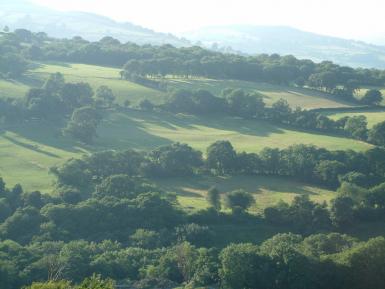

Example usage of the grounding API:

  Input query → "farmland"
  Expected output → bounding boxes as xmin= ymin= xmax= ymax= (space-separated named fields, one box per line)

xmin=0 ymin=109 xmax=371 ymax=192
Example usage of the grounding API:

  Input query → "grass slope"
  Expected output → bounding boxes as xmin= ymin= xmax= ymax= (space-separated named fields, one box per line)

xmin=1 ymin=62 xmax=359 ymax=110
xmin=0 ymin=62 xmax=166 ymax=105
xmin=327 ymin=109 xmax=385 ymax=128
xmin=153 ymin=174 xmax=335 ymax=213
xmin=0 ymin=110 xmax=371 ymax=192
xmin=98 ymin=110 xmax=372 ymax=153
xmin=166 ymin=78 xmax=356 ymax=109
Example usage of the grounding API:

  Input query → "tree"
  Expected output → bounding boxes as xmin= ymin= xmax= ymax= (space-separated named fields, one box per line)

xmin=225 ymin=190 xmax=254 ymax=213
xmin=206 ymin=187 xmax=221 ymax=211
xmin=43 ymin=73 xmax=65 ymax=95
xmin=361 ymin=89 xmax=383 ymax=105
xmin=77 ymin=274 xmax=115 ymax=289
xmin=368 ymin=120 xmax=385 ymax=146
xmin=206 ymin=141 xmax=237 ymax=174
xmin=60 ymin=83 xmax=94 ymax=112
xmin=139 ymin=99 xmax=154 ymax=111
xmin=94 ymin=174 xmax=137 ymax=199
xmin=63 ymin=106 xmax=102 ymax=144
xmin=315 ymin=160 xmax=347 ymax=188
xmin=334 ymin=237 xmax=385 ymax=289
xmin=330 ymin=196 xmax=355 ymax=227
xmin=219 ymin=243 xmax=273 ymax=289
xmin=96 ymin=86 xmax=115 ymax=108
xmin=224 ymin=89 xmax=265 ymax=118
xmin=344 ymin=115 xmax=368 ymax=140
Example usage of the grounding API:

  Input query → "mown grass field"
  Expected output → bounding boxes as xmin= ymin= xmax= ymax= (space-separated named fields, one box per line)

xmin=165 ymin=78 xmax=356 ymax=109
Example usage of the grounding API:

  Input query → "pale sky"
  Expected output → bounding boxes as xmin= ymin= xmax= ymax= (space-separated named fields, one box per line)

xmin=30 ymin=0 xmax=385 ymax=43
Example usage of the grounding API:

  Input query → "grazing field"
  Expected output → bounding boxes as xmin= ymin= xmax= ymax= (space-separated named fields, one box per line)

xmin=153 ymin=175 xmax=335 ymax=213
xmin=99 ymin=110 xmax=372 ymax=153
xmin=0 ymin=62 xmax=166 ymax=104
xmin=165 ymin=78 xmax=356 ymax=109
xmin=326 ymin=109 xmax=385 ymax=127
xmin=0 ymin=110 xmax=371 ymax=192
xmin=0 ymin=62 xmax=360 ymax=110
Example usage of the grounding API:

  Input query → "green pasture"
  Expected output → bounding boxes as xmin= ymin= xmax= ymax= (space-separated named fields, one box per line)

xmin=0 ymin=62 xmax=166 ymax=105
xmin=165 ymin=78 xmax=356 ymax=109
xmin=0 ymin=109 xmax=371 ymax=192
xmin=153 ymin=174 xmax=335 ymax=213
xmin=327 ymin=109 xmax=385 ymax=127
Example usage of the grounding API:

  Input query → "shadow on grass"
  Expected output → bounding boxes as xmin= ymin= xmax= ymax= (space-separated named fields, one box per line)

xmin=120 ymin=110 xmax=284 ymax=138
xmin=2 ymin=134 xmax=61 ymax=158
xmin=152 ymin=174 xmax=320 ymax=197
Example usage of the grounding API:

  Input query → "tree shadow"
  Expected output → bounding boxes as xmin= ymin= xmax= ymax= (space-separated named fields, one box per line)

xmin=1 ymin=134 xmax=61 ymax=158
xmin=122 ymin=110 xmax=284 ymax=138
xmin=152 ymin=174 xmax=321 ymax=198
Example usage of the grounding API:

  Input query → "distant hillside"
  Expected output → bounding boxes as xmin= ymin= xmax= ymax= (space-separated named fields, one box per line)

xmin=3 ymin=1 xmax=385 ymax=69
xmin=183 ymin=25 xmax=385 ymax=69
xmin=0 ymin=0 xmax=190 ymax=46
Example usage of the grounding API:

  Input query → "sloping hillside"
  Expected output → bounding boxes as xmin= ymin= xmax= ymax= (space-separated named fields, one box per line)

xmin=0 ymin=0 xmax=190 ymax=46
xmin=184 ymin=25 xmax=385 ymax=68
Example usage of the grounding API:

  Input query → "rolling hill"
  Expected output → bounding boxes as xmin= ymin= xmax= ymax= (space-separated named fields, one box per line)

xmin=2 ymin=1 xmax=385 ymax=69
xmin=183 ymin=25 xmax=385 ymax=68
xmin=0 ymin=0 xmax=190 ymax=46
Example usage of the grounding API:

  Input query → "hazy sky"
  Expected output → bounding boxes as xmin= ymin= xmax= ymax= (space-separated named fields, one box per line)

xmin=30 ymin=0 xmax=385 ymax=42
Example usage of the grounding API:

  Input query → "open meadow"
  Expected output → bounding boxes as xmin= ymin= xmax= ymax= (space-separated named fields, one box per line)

xmin=0 ymin=109 xmax=371 ymax=192
xmin=165 ymin=78 xmax=357 ymax=109
xmin=326 ymin=108 xmax=385 ymax=127
xmin=0 ymin=62 xmax=166 ymax=105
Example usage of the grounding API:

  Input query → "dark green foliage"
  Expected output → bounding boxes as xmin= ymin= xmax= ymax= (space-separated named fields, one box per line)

xmin=224 ymin=190 xmax=254 ymax=213
xmin=315 ymin=160 xmax=347 ymax=188
xmin=361 ymin=89 xmax=383 ymax=105
xmin=95 ymin=86 xmax=115 ymax=108
xmin=344 ymin=115 xmax=368 ymax=140
xmin=330 ymin=196 xmax=355 ymax=227
xmin=206 ymin=187 xmax=221 ymax=211
xmin=219 ymin=243 xmax=273 ymax=289
xmin=368 ymin=120 xmax=385 ymax=146
xmin=138 ymin=99 xmax=155 ymax=111
xmin=264 ymin=195 xmax=331 ymax=233
xmin=63 ymin=106 xmax=102 ymax=144
xmin=206 ymin=141 xmax=237 ymax=174
xmin=142 ymin=143 xmax=203 ymax=177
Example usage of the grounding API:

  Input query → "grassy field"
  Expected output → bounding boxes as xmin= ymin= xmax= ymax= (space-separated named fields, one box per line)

xmin=165 ymin=78 xmax=356 ymax=109
xmin=0 ymin=109 xmax=371 ymax=192
xmin=0 ymin=62 xmax=373 ymax=210
xmin=0 ymin=62 xmax=166 ymax=105
xmin=326 ymin=109 xmax=385 ymax=128
xmin=0 ymin=62 xmax=359 ymax=110
xmin=98 ymin=110 xmax=372 ymax=153
xmin=153 ymin=174 xmax=335 ymax=213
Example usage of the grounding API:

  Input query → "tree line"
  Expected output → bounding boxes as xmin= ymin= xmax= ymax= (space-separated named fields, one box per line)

xmin=2 ymin=29 xmax=385 ymax=102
